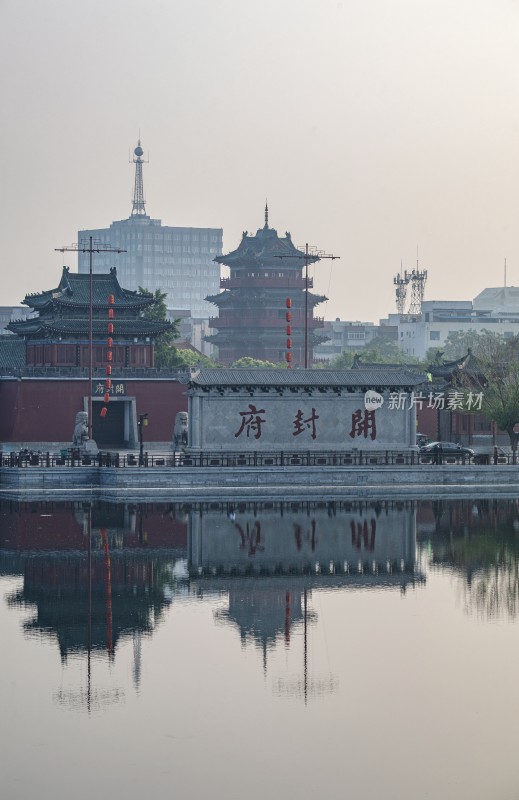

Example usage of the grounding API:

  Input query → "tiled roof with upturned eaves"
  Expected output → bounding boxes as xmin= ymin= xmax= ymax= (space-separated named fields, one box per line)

xmin=22 ymin=267 xmax=153 ymax=311
xmin=190 ymin=367 xmax=426 ymax=389
xmin=8 ymin=317 xmax=170 ymax=338
xmin=215 ymin=224 xmax=320 ymax=270
xmin=0 ymin=337 xmax=26 ymax=369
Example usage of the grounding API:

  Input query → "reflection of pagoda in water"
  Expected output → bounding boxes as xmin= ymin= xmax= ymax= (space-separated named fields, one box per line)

xmin=189 ymin=500 xmax=423 ymax=660
xmin=7 ymin=554 xmax=174 ymax=659
xmin=0 ymin=500 xmax=188 ymax=664
xmin=215 ymin=585 xmax=308 ymax=648
xmin=0 ymin=498 xmax=426 ymax=706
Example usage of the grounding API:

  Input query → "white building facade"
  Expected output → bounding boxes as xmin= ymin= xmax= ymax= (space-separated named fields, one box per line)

xmin=313 ymin=319 xmax=398 ymax=361
xmin=78 ymin=141 xmax=223 ymax=321
xmin=392 ymin=288 xmax=519 ymax=360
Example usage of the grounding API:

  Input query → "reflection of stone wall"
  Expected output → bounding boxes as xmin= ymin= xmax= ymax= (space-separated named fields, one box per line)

xmin=189 ymin=390 xmax=415 ymax=452
xmin=189 ymin=504 xmax=416 ymax=573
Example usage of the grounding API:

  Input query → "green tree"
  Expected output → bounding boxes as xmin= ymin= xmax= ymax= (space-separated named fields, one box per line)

xmin=363 ymin=336 xmax=422 ymax=364
xmin=329 ymin=336 xmax=421 ymax=369
xmin=480 ymin=361 xmax=519 ymax=456
xmin=328 ymin=350 xmax=354 ymax=369
xmin=455 ymin=333 xmax=519 ymax=457
xmin=173 ymin=349 xmax=218 ymax=368
xmin=139 ymin=287 xmax=180 ymax=368
xmin=437 ymin=329 xmax=508 ymax=361
xmin=230 ymin=356 xmax=284 ymax=368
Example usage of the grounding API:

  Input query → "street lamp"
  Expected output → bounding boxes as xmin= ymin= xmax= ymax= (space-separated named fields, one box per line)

xmin=137 ymin=413 xmax=149 ymax=466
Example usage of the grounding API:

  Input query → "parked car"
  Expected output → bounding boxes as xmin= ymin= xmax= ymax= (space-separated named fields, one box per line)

xmin=419 ymin=441 xmax=474 ymax=461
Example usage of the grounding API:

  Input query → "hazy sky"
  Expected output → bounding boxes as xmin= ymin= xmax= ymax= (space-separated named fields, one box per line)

xmin=2 ymin=0 xmax=519 ymax=322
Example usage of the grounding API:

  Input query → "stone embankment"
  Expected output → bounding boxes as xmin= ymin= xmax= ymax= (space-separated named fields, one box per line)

xmin=1 ymin=463 xmax=518 ymax=501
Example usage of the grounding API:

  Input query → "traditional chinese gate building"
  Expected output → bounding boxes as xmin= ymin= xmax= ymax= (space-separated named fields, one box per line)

xmin=8 ymin=266 xmax=169 ymax=368
xmin=187 ymin=368 xmax=424 ymax=452
xmin=205 ymin=207 xmax=327 ymax=365
xmin=0 ymin=267 xmax=187 ymax=449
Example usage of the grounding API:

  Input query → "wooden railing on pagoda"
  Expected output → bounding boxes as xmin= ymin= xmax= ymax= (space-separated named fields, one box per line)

xmin=220 ymin=276 xmax=313 ymax=289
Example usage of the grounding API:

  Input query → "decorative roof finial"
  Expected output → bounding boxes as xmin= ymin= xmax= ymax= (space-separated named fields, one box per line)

xmin=264 ymin=200 xmax=269 ymax=229
xmin=131 ymin=138 xmax=147 ymax=216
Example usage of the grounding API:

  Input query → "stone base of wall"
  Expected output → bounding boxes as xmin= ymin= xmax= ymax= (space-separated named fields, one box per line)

xmin=1 ymin=464 xmax=518 ymax=500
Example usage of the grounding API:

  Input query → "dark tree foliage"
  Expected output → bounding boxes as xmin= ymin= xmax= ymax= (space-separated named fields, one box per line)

xmin=139 ymin=287 xmax=180 ymax=368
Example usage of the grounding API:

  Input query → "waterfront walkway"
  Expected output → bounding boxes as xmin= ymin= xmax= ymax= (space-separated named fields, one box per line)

xmin=0 ymin=448 xmax=517 ymax=500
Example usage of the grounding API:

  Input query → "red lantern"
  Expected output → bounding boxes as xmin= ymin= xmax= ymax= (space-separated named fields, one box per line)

xmin=286 ymin=352 xmax=292 ymax=362
xmin=107 ymin=350 xmax=112 ymax=362
xmin=286 ymin=311 xmax=292 ymax=322
xmin=100 ymin=407 xmax=108 ymax=418
xmin=108 ymin=323 xmax=114 ymax=334
xmin=108 ymin=308 xmax=114 ymax=319
xmin=104 ymin=393 xmax=110 ymax=403
xmin=286 ymin=338 xmax=292 ymax=349
xmin=286 ymin=298 xmax=292 ymax=308
xmin=286 ymin=324 xmax=291 ymax=335
xmin=105 ymin=379 xmax=112 ymax=390
xmin=108 ymin=294 xmax=115 ymax=305
xmin=106 ymin=365 xmax=112 ymax=376
xmin=107 ymin=337 xmax=113 ymax=348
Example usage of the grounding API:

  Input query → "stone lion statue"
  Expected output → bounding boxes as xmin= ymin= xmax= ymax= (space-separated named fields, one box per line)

xmin=173 ymin=411 xmax=188 ymax=451
xmin=72 ymin=411 xmax=89 ymax=448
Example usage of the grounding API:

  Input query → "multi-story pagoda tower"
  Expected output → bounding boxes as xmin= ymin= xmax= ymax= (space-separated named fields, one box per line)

xmin=206 ymin=206 xmax=327 ymax=365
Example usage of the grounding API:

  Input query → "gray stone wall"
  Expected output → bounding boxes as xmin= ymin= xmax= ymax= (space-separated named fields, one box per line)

xmin=188 ymin=389 xmax=415 ymax=452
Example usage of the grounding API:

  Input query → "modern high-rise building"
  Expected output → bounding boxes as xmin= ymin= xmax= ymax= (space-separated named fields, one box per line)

xmin=78 ymin=140 xmax=223 ymax=319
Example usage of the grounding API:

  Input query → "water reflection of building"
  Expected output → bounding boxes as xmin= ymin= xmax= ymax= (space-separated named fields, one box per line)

xmin=189 ymin=500 xmax=418 ymax=578
xmin=0 ymin=501 xmax=188 ymax=665
xmin=189 ymin=500 xmax=423 ymax=664
xmin=0 ymin=499 xmax=426 ymax=705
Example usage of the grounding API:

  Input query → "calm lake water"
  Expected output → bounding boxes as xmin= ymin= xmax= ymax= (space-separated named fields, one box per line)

xmin=1 ymin=496 xmax=519 ymax=800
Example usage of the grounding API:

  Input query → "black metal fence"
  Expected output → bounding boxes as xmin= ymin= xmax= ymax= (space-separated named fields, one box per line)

xmin=0 ymin=449 xmax=513 ymax=468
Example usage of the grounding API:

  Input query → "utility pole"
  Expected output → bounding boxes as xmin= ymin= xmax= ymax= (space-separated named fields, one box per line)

xmin=55 ymin=237 xmax=126 ymax=444
xmin=137 ymin=413 xmax=149 ymax=466
xmin=277 ymin=244 xmax=339 ymax=368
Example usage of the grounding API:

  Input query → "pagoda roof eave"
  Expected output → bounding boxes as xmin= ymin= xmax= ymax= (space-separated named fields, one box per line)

xmin=8 ymin=318 xmax=171 ymax=338
xmin=23 ymin=266 xmax=154 ymax=312
xmin=214 ymin=226 xmax=320 ymax=269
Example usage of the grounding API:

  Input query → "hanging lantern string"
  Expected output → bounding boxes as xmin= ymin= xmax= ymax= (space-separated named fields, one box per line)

xmin=285 ymin=297 xmax=292 ymax=369
xmin=100 ymin=294 xmax=115 ymax=417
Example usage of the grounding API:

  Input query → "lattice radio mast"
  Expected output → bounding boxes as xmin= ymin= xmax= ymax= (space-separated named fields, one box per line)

xmin=407 ymin=268 xmax=427 ymax=314
xmin=393 ymin=266 xmax=410 ymax=315
xmin=130 ymin=139 xmax=148 ymax=216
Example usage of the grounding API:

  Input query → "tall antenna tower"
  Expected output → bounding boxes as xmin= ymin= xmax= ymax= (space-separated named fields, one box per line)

xmin=393 ymin=269 xmax=410 ymax=315
xmin=131 ymin=139 xmax=147 ymax=216
xmin=407 ymin=268 xmax=427 ymax=314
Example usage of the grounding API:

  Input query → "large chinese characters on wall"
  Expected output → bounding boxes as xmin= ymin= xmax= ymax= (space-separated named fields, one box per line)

xmin=188 ymin=390 xmax=416 ymax=452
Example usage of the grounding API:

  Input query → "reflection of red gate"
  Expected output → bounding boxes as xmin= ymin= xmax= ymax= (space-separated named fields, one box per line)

xmin=92 ymin=400 xmax=125 ymax=447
